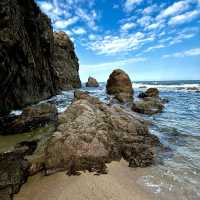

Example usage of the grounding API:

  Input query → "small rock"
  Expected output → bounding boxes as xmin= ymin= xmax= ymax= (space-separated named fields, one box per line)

xmin=86 ymin=77 xmax=99 ymax=87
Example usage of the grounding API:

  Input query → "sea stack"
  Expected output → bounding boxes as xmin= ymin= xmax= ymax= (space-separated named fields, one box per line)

xmin=106 ymin=69 xmax=133 ymax=103
xmin=86 ymin=77 xmax=99 ymax=87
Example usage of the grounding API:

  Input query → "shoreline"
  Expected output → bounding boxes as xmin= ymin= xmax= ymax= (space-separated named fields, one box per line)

xmin=14 ymin=160 xmax=154 ymax=200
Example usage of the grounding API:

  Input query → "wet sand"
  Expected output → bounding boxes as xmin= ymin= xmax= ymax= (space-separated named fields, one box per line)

xmin=14 ymin=160 xmax=154 ymax=200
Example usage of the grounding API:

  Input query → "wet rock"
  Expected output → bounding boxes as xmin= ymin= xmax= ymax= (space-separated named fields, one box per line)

xmin=106 ymin=69 xmax=133 ymax=103
xmin=29 ymin=91 xmax=160 ymax=176
xmin=86 ymin=77 xmax=99 ymax=87
xmin=132 ymin=98 xmax=164 ymax=115
xmin=0 ymin=1 xmax=81 ymax=115
xmin=138 ymin=88 xmax=159 ymax=98
xmin=53 ymin=32 xmax=81 ymax=90
xmin=134 ymin=88 xmax=165 ymax=115
xmin=0 ymin=151 xmax=30 ymax=200
xmin=186 ymin=87 xmax=199 ymax=91
xmin=0 ymin=103 xmax=58 ymax=135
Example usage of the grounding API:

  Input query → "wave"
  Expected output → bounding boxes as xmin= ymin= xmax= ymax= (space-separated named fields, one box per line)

xmin=133 ymin=82 xmax=200 ymax=91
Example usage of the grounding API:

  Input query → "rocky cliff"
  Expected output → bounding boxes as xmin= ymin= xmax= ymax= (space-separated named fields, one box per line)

xmin=53 ymin=32 xmax=81 ymax=90
xmin=0 ymin=0 xmax=81 ymax=115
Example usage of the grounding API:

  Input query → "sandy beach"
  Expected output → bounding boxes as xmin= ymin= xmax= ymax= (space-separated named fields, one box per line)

xmin=14 ymin=160 xmax=154 ymax=200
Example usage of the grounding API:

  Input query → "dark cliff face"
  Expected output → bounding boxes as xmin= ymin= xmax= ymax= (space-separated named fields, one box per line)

xmin=0 ymin=0 xmax=81 ymax=115
xmin=53 ymin=32 xmax=81 ymax=90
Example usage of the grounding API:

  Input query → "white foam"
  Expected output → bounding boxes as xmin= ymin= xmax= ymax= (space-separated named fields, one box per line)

xmin=133 ymin=82 xmax=200 ymax=91
xmin=10 ymin=110 xmax=22 ymax=116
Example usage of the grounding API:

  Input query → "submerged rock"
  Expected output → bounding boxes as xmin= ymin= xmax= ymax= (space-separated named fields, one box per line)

xmin=138 ymin=88 xmax=159 ymax=98
xmin=0 ymin=103 xmax=58 ymax=135
xmin=86 ymin=77 xmax=99 ymax=87
xmin=132 ymin=98 xmax=164 ymax=115
xmin=106 ymin=69 xmax=133 ymax=103
xmin=133 ymin=88 xmax=165 ymax=115
xmin=0 ymin=0 xmax=81 ymax=115
xmin=29 ymin=91 xmax=160 ymax=175
xmin=53 ymin=32 xmax=81 ymax=90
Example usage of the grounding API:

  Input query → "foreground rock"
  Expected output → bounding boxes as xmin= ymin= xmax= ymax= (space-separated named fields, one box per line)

xmin=29 ymin=91 xmax=160 ymax=176
xmin=106 ymin=69 xmax=133 ymax=103
xmin=86 ymin=77 xmax=99 ymax=87
xmin=53 ymin=32 xmax=81 ymax=90
xmin=0 ymin=103 xmax=57 ymax=135
xmin=0 ymin=125 xmax=56 ymax=200
xmin=0 ymin=0 xmax=81 ymax=115
xmin=133 ymin=88 xmax=165 ymax=115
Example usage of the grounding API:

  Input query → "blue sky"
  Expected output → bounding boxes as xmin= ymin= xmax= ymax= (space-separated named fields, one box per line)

xmin=36 ymin=0 xmax=200 ymax=82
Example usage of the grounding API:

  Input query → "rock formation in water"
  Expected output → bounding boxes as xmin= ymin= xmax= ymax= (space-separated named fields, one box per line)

xmin=86 ymin=77 xmax=99 ymax=87
xmin=0 ymin=0 xmax=81 ymax=116
xmin=106 ymin=69 xmax=133 ymax=103
xmin=133 ymin=88 xmax=165 ymax=115
xmin=138 ymin=88 xmax=159 ymax=98
xmin=28 ymin=91 xmax=160 ymax=176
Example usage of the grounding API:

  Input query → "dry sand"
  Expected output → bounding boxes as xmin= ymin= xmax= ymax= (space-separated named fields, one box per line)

xmin=14 ymin=160 xmax=154 ymax=200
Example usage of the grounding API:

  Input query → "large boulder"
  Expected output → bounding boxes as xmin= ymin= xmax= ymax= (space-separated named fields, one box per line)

xmin=0 ymin=1 xmax=81 ymax=115
xmin=106 ymin=69 xmax=133 ymax=103
xmin=29 ymin=91 xmax=160 ymax=176
xmin=0 ymin=103 xmax=58 ymax=135
xmin=53 ymin=32 xmax=81 ymax=90
xmin=86 ymin=77 xmax=99 ymax=87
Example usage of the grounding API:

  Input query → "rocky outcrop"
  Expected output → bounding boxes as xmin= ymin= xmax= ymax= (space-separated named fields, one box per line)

xmin=86 ymin=77 xmax=99 ymax=87
xmin=132 ymin=98 xmax=164 ymax=115
xmin=138 ymin=88 xmax=159 ymax=98
xmin=0 ymin=150 xmax=30 ymax=200
xmin=133 ymin=88 xmax=165 ymax=115
xmin=0 ymin=124 xmax=56 ymax=200
xmin=106 ymin=69 xmax=133 ymax=103
xmin=29 ymin=91 xmax=160 ymax=176
xmin=0 ymin=0 xmax=81 ymax=116
xmin=53 ymin=32 xmax=81 ymax=90
xmin=0 ymin=103 xmax=58 ymax=135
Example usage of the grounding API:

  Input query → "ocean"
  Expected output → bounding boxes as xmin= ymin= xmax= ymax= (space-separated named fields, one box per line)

xmin=4 ymin=80 xmax=200 ymax=200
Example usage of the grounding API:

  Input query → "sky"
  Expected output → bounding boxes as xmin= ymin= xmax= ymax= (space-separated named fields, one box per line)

xmin=36 ymin=0 xmax=200 ymax=82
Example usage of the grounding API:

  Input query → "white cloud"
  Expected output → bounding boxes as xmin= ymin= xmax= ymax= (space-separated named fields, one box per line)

xmin=80 ymin=57 xmax=146 ymax=73
xmin=124 ymin=0 xmax=143 ymax=12
xmin=143 ymin=4 xmax=158 ymax=15
xmin=168 ymin=9 xmax=200 ymax=25
xmin=88 ymin=34 xmax=96 ymax=40
xmin=72 ymin=27 xmax=87 ymax=35
xmin=144 ymin=44 xmax=166 ymax=52
xmin=137 ymin=16 xmax=152 ymax=27
xmin=146 ymin=22 xmax=162 ymax=30
xmin=157 ymin=1 xmax=190 ymax=19
xmin=39 ymin=2 xmax=53 ymax=12
xmin=86 ymin=31 xmax=155 ymax=55
xmin=54 ymin=17 xmax=79 ymax=29
xmin=121 ymin=22 xmax=136 ymax=31
xmin=163 ymin=48 xmax=200 ymax=58
xmin=75 ymin=8 xmax=98 ymax=30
